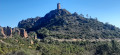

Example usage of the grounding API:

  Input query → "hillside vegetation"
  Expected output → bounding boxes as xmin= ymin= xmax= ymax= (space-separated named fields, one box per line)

xmin=0 ymin=36 xmax=120 ymax=55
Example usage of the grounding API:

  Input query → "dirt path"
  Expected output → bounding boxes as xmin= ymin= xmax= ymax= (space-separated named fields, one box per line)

xmin=52 ymin=38 xmax=120 ymax=42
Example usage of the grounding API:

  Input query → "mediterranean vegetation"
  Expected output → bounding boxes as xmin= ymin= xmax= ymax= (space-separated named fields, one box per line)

xmin=0 ymin=36 xmax=120 ymax=55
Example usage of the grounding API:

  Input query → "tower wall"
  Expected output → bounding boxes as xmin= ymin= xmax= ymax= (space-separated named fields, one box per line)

xmin=57 ymin=3 xmax=61 ymax=9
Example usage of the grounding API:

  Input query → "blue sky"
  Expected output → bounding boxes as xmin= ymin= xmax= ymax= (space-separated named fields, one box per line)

xmin=0 ymin=0 xmax=120 ymax=28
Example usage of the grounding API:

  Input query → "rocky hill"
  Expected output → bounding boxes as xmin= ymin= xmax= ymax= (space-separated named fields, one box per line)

xmin=18 ymin=9 xmax=120 ymax=39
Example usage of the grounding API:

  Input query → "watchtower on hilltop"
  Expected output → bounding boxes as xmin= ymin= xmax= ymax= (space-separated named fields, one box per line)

xmin=57 ymin=3 xmax=61 ymax=9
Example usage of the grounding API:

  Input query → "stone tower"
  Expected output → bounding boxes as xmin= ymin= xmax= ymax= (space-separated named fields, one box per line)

xmin=57 ymin=3 xmax=61 ymax=9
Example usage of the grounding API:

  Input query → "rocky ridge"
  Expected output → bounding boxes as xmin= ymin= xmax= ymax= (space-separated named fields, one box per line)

xmin=0 ymin=26 xmax=28 ymax=38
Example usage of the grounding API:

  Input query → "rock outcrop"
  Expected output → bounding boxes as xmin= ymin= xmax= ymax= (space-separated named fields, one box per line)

xmin=3 ymin=26 xmax=12 ymax=37
xmin=0 ymin=26 xmax=28 ymax=38
xmin=19 ymin=29 xmax=28 ymax=38
xmin=0 ymin=27 xmax=6 ymax=38
xmin=30 ymin=40 xmax=34 ymax=45
xmin=13 ymin=28 xmax=20 ymax=35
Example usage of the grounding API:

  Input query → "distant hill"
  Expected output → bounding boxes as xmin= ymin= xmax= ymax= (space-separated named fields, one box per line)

xmin=18 ymin=9 xmax=120 ymax=39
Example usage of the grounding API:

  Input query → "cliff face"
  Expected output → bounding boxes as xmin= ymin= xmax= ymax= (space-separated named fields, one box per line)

xmin=0 ymin=26 xmax=28 ymax=38
xmin=0 ymin=27 xmax=6 ymax=38
xmin=3 ymin=26 xmax=12 ymax=37
xmin=19 ymin=29 xmax=28 ymax=38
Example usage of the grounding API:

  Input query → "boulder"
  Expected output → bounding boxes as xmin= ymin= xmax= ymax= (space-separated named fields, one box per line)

xmin=30 ymin=40 xmax=34 ymax=45
xmin=34 ymin=35 xmax=37 ymax=39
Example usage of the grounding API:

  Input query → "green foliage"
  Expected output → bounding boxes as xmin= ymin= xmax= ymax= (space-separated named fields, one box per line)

xmin=0 ymin=36 xmax=120 ymax=55
xmin=28 ymin=31 xmax=37 ymax=39
xmin=18 ymin=17 xmax=40 ymax=31
xmin=95 ymin=40 xmax=120 ymax=55
xmin=37 ymin=28 xmax=50 ymax=38
xmin=7 ymin=50 xmax=28 ymax=55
